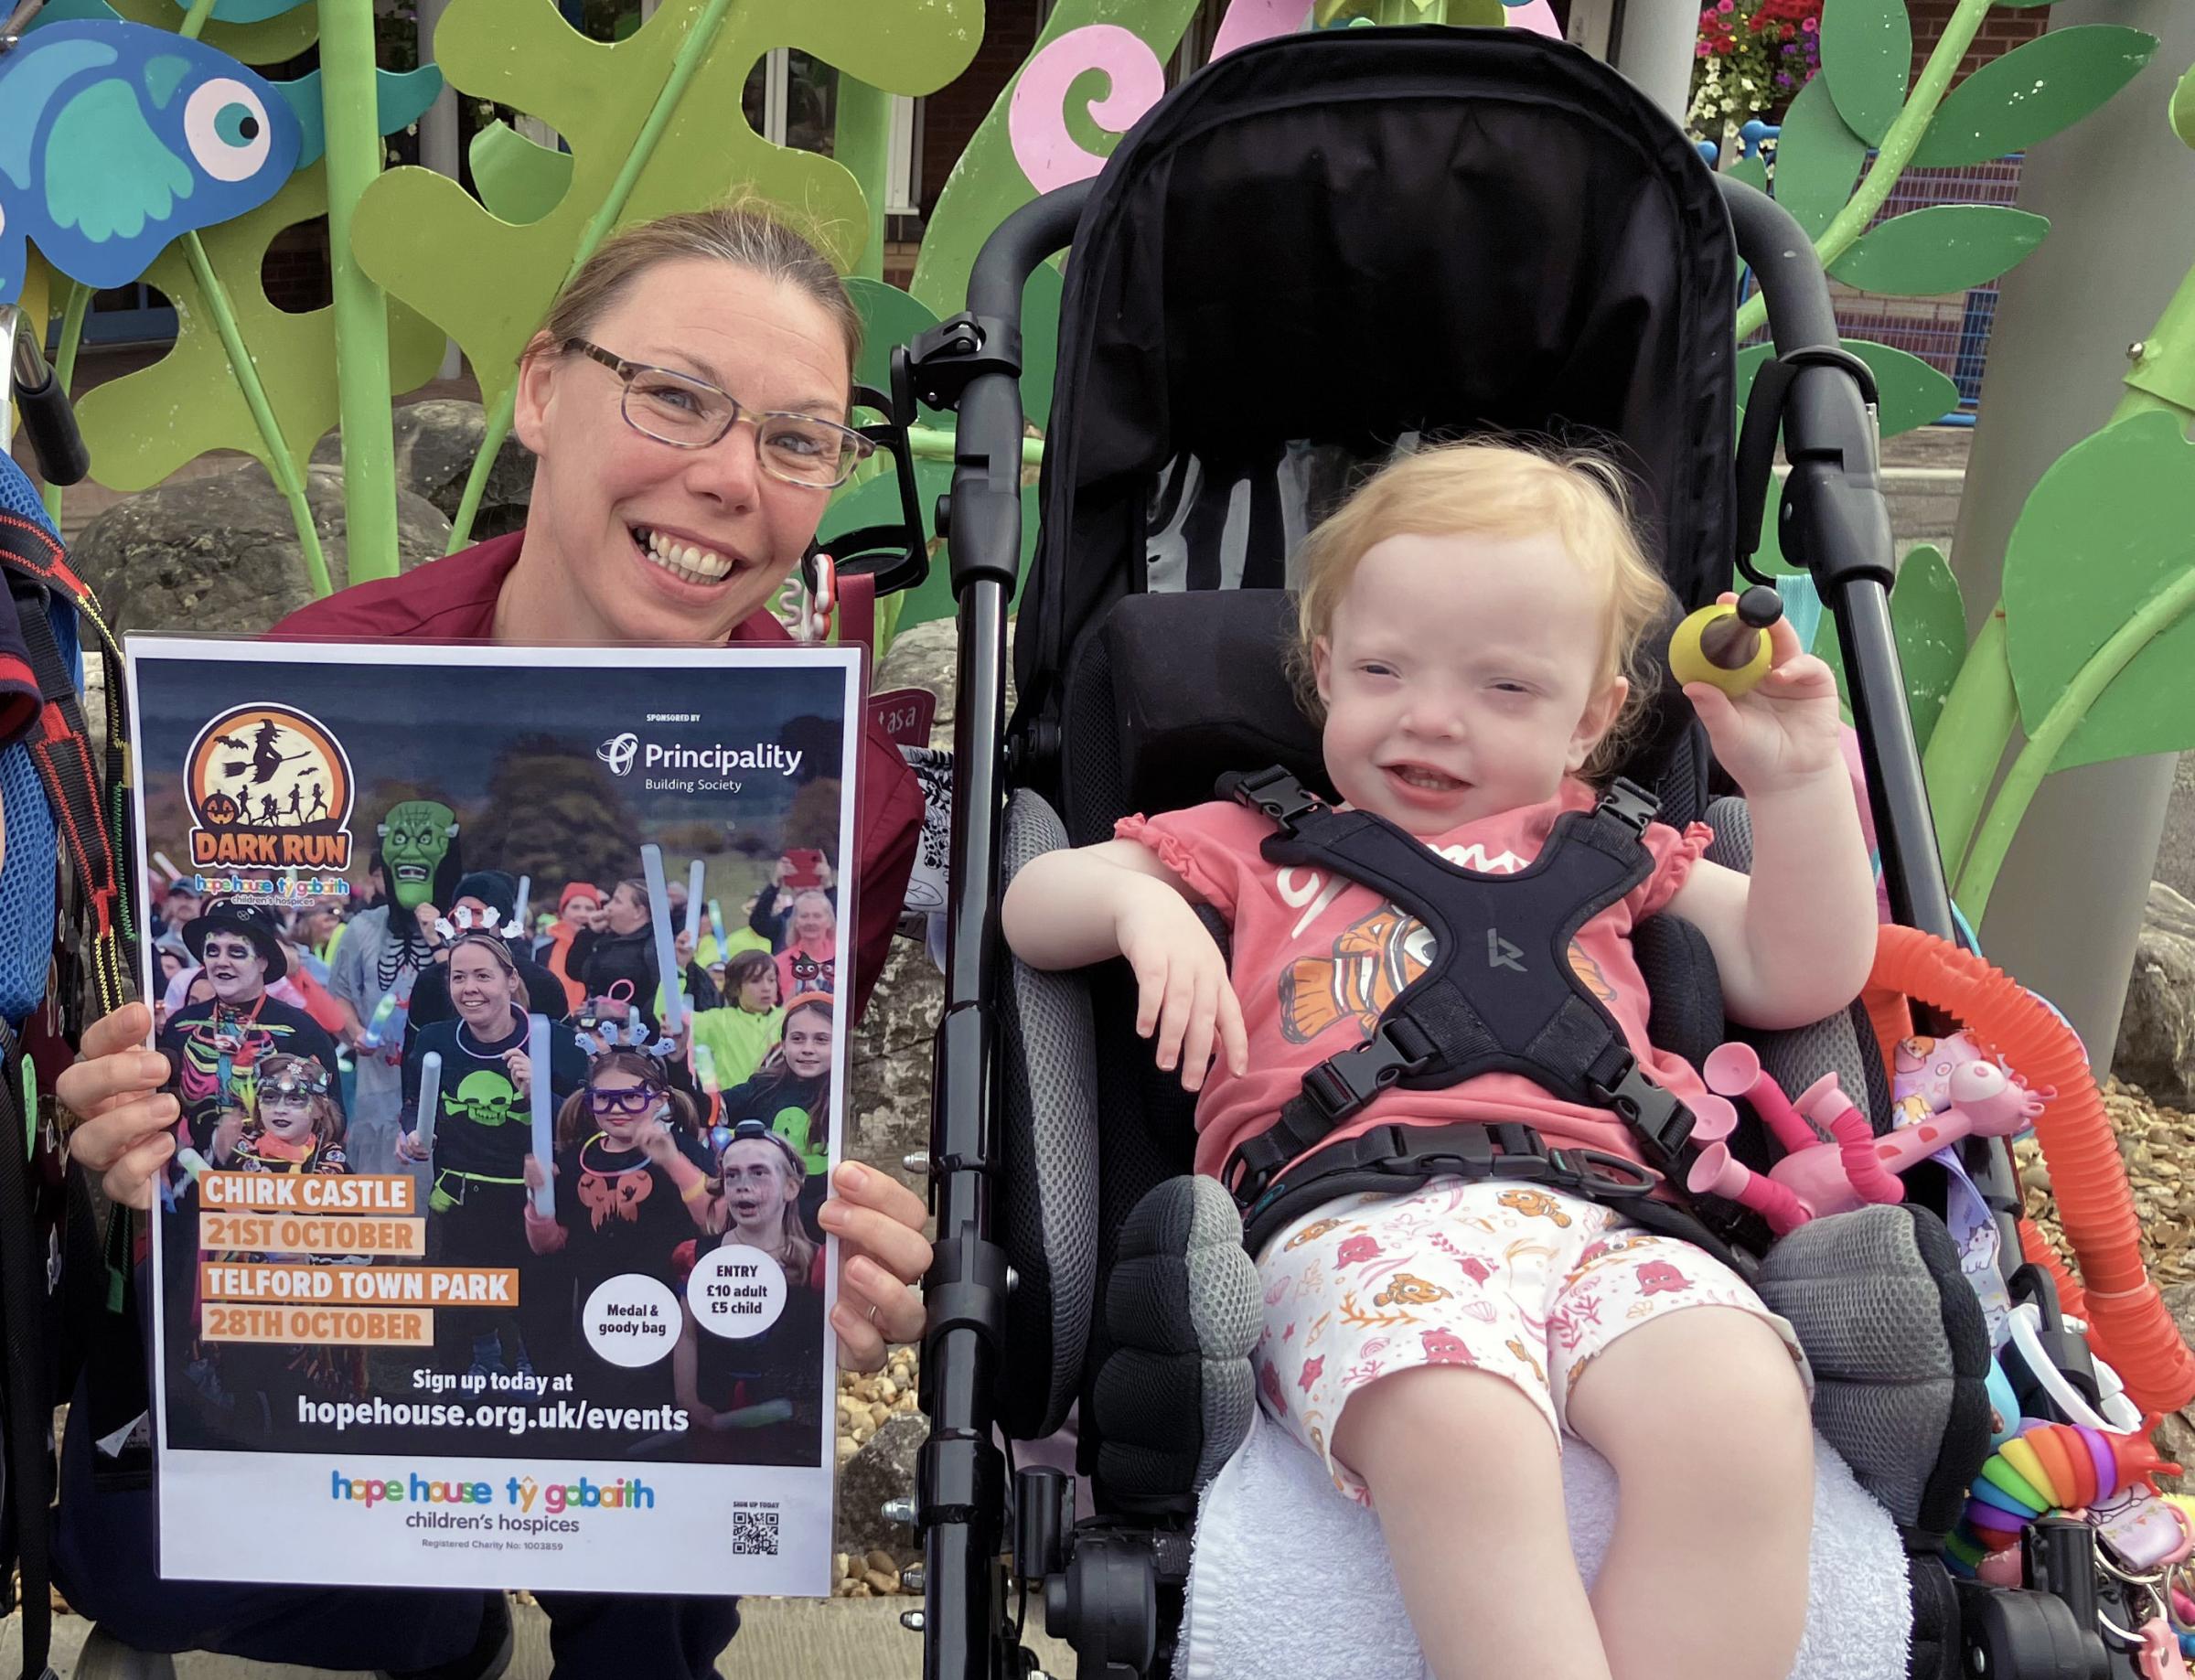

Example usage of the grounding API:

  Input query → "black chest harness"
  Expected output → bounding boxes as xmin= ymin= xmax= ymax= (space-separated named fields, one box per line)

xmin=1215 ymin=766 xmax=1751 ymax=1269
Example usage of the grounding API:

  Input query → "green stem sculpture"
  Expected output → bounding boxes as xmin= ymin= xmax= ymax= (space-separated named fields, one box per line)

xmin=171 ymin=0 xmax=328 ymax=589
xmin=181 ymin=233 xmax=332 ymax=597
xmin=834 ymin=76 xmax=894 ymax=284
xmin=447 ymin=0 xmax=739 ymax=553
xmin=39 ymin=281 xmax=89 ymax=524
xmin=320 ymin=0 xmax=400 ymax=583
xmin=1920 ymin=606 xmax=2014 ymax=884
xmin=1733 ymin=0 xmax=1994 ymax=341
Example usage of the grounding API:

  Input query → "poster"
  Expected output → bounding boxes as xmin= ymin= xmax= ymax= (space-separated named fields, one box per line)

xmin=126 ymin=637 xmax=863 ymax=1596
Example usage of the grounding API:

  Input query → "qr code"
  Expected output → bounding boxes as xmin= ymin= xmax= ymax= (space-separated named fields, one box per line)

xmin=733 ymin=1509 xmax=780 ymax=1557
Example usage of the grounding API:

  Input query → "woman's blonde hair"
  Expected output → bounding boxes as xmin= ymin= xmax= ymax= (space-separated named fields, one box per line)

xmin=1290 ymin=440 xmax=1675 ymax=778
xmin=534 ymin=200 xmax=863 ymax=386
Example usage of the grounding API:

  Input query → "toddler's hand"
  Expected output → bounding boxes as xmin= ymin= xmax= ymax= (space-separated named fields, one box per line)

xmin=1681 ymin=594 xmax=1845 ymax=796
xmin=1116 ymin=881 xmax=1248 ymax=1093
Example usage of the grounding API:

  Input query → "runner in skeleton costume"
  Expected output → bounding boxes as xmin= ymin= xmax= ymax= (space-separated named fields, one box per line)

xmin=328 ymin=800 xmax=461 ymax=1176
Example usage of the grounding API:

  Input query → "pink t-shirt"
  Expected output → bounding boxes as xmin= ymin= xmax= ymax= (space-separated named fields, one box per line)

xmin=1117 ymin=779 xmax=1716 ymax=1190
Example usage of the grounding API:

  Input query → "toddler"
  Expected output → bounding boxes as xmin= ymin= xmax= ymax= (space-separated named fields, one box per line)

xmin=1001 ymin=442 xmax=1877 ymax=1680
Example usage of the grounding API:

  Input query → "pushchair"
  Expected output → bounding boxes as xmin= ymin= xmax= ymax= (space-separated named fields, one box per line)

xmin=895 ymin=26 xmax=2158 ymax=1680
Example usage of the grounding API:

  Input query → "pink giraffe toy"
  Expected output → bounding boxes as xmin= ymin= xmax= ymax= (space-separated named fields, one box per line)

xmin=1686 ymin=1042 xmax=2049 ymax=1236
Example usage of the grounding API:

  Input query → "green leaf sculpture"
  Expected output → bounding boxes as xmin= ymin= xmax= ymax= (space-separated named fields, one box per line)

xmin=349 ymin=0 xmax=980 ymax=422
xmin=1911 ymin=26 xmax=2158 ymax=167
xmin=2174 ymin=61 xmax=2195 ymax=151
xmin=2001 ymin=410 xmax=2195 ymax=773
xmin=70 ymin=165 xmax=446 ymax=494
xmin=1889 ymin=543 xmax=1965 ymax=753
xmin=1769 ymin=76 xmax=1867 ymax=242
xmin=468 ymin=121 xmax=575 ymax=226
xmin=1738 ymin=338 xmax=1958 ymax=440
xmin=1828 ymin=205 xmax=2048 ymax=296
xmin=1817 ymin=0 xmax=1910 ymax=147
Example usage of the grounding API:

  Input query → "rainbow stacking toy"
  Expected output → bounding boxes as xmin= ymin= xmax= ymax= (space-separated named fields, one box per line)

xmin=1943 ymin=1418 xmax=2181 ymax=1573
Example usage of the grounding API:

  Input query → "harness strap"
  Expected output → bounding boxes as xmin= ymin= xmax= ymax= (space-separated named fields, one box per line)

xmin=1215 ymin=767 xmax=1695 ymax=1207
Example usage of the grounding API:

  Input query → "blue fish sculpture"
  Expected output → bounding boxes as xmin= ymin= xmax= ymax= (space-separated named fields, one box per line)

xmin=0 ymin=22 xmax=302 ymax=303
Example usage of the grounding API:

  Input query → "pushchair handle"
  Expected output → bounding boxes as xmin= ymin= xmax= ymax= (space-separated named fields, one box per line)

xmin=1 ymin=305 xmax=91 ymax=487
xmin=1717 ymin=175 xmax=1841 ymax=355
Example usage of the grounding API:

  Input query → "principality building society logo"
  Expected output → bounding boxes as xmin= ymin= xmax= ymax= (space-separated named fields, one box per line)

xmin=185 ymin=703 xmax=356 ymax=870
xmin=597 ymin=732 xmax=640 ymax=777
xmin=595 ymin=727 xmax=806 ymax=791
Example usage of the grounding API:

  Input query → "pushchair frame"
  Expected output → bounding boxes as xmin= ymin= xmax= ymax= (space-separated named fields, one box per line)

xmin=900 ymin=34 xmax=2086 ymax=1675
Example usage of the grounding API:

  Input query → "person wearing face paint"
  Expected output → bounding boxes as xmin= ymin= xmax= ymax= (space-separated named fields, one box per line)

xmin=400 ymin=931 xmax=587 ymax=1383
xmin=520 ymin=1052 xmax=717 ymax=1414
xmin=155 ymin=900 xmax=344 ymax=1154
xmin=714 ymin=992 xmax=833 ymax=1237
xmin=668 ymin=1124 xmax=826 ymax=1465
xmin=58 ymin=204 xmax=929 ymax=1680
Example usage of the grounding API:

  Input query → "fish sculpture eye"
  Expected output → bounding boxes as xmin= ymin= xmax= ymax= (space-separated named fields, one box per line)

xmin=184 ymin=77 xmax=272 ymax=183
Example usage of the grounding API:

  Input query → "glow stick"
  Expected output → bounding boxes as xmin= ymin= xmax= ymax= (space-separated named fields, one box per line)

xmin=414 ymin=1051 xmax=442 ymax=1157
xmin=175 ymin=1147 xmax=210 ymax=1184
xmin=693 ymin=1042 xmax=720 ymax=1097
xmin=359 ymin=990 xmax=401 ymax=1049
xmin=686 ymin=861 xmax=704 ymax=941
xmin=154 ymin=851 xmax=184 ymax=884
xmin=528 ymin=1012 xmax=554 ymax=1219
xmin=638 ymin=844 xmax=685 ymax=1033
xmin=514 ymin=875 xmax=531 ymax=938
xmin=708 ymin=899 xmax=724 ymax=938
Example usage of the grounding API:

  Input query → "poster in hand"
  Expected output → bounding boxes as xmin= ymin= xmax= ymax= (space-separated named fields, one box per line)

xmin=127 ymin=637 xmax=863 ymax=1596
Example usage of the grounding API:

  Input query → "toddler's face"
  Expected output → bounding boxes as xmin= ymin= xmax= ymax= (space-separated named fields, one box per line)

xmin=1313 ymin=529 xmax=1626 ymax=836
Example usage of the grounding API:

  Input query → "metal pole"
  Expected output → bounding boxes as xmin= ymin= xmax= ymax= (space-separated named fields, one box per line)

xmin=1946 ymin=0 xmax=2195 ymax=1057
xmin=1609 ymin=0 xmax=1696 ymax=127
xmin=318 ymin=0 xmax=400 ymax=580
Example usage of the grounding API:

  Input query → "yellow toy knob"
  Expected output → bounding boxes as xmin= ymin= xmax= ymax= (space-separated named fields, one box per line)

xmin=1669 ymin=585 xmax=1782 ymax=698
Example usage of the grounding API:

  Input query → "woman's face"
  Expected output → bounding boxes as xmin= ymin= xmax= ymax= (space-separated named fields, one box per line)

xmin=158 ymin=949 xmax=187 ymax=985
xmin=586 ymin=1066 xmax=663 ymax=1147
xmin=512 ymin=259 xmax=851 ymax=647
xmin=737 ymin=966 xmax=778 ymax=1013
xmin=721 ymin=1140 xmax=797 ymax=1228
xmin=606 ymin=883 xmax=648 ymax=936
xmin=781 ymin=1007 xmax=832 ymax=1079
xmin=790 ymin=892 xmax=834 ymax=944
xmin=258 ymin=1083 xmax=316 ymax=1145
xmin=447 ymin=945 xmax=515 ymax=1026
xmin=563 ymin=894 xmax=599 ymax=931
xmin=198 ymin=931 xmax=268 ymax=1004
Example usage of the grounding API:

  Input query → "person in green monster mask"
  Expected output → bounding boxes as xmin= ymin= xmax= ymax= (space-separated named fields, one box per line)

xmin=326 ymin=799 xmax=463 ymax=1175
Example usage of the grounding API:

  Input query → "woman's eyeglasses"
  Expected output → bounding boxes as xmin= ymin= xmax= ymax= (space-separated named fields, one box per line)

xmin=585 ymin=1086 xmax=665 ymax=1116
xmin=564 ymin=339 xmax=873 ymax=489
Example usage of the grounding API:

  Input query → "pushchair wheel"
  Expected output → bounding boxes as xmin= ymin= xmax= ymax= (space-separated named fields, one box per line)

xmin=1954 ymin=1577 xmax=2105 ymax=1680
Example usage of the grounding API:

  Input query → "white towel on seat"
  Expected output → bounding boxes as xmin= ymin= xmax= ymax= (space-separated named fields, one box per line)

xmin=1177 ymin=1409 xmax=1911 ymax=1680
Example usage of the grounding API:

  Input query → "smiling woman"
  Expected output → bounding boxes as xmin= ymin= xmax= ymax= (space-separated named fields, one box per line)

xmin=54 ymin=201 xmax=936 ymax=1680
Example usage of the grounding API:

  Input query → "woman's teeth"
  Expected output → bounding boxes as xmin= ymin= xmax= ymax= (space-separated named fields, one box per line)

xmin=635 ymin=526 xmax=733 ymax=584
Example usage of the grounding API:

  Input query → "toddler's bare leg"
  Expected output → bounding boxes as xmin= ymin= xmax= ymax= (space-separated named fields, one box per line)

xmin=1565 ymin=1308 xmax=1814 ymax=1680
xmin=1331 ymin=1364 xmax=1611 ymax=1680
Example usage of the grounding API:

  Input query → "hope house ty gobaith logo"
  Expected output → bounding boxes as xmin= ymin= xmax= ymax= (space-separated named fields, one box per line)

xmin=185 ymin=703 xmax=356 ymax=871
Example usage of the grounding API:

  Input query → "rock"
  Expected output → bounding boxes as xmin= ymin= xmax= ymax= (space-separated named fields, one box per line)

xmin=863 ymin=1568 xmax=900 ymax=1596
xmin=848 ymin=936 xmax=942 ymax=1197
xmin=864 ymin=1548 xmax=897 ymax=1575
xmin=873 ymin=613 xmax=1019 ymax=751
xmin=2156 ymin=1284 xmax=2195 ymax=1482
xmin=313 ymin=399 xmax=535 ymax=540
xmin=836 ymin=1409 xmax=927 ymax=1556
xmin=2113 ymin=883 xmax=2195 ymax=1108
xmin=71 ymin=461 xmax=450 ymax=636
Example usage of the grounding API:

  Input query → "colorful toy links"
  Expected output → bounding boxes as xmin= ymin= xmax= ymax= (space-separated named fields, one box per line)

xmin=1943 ymin=1418 xmax=2181 ymax=1572
xmin=1666 ymin=584 xmax=1783 ymax=698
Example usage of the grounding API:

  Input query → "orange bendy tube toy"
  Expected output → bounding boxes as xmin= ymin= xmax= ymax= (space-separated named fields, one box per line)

xmin=1869 ymin=924 xmax=2195 ymax=1413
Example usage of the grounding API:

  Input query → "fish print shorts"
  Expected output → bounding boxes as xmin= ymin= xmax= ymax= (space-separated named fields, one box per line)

xmin=1254 ymin=1176 xmax=1812 ymax=1505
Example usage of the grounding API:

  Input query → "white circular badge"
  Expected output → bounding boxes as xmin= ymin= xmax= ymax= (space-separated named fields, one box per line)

xmin=582 ymin=1273 xmax=680 ymax=1367
xmin=685 ymin=1243 xmax=787 ymax=1340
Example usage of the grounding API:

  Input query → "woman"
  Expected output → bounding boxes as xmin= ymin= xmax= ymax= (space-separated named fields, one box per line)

xmin=687 ymin=948 xmax=784 ymax=1094
xmin=773 ymin=887 xmax=837 ymax=1001
xmin=570 ymin=877 xmax=719 ymax=1023
xmin=543 ymin=882 xmax=604 ymax=1010
xmin=717 ymin=992 xmax=834 ymax=1237
xmin=57 ymin=201 xmax=931 ymax=1680
xmin=669 ymin=1124 xmax=825 ymax=1464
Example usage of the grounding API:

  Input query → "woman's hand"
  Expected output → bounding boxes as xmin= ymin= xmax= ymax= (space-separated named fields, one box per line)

xmin=522 ymin=1152 xmax=548 ymax=1194
xmin=1682 ymin=595 xmax=1847 ymax=797
xmin=58 ymin=1002 xmax=179 ymax=1210
xmin=503 ymin=1048 xmax=532 ymax=1100
xmin=397 ymin=1129 xmax=430 ymax=1163
xmin=1116 ymin=879 xmax=1247 ymax=1093
xmin=674 ymin=929 xmax=696 ymax=966
xmin=817 ymin=1161 xmax=929 ymax=1374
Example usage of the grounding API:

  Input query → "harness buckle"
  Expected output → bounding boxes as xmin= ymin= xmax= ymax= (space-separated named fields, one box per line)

xmin=1219 ymin=766 xmax=1325 ymax=830
xmin=1597 ymin=778 xmax=1658 ymax=836
xmin=1547 ymin=1147 xmax=1661 ymax=1201
xmin=1301 ymin=1021 xmax=1435 ymax=1124
xmin=1590 ymin=1055 xmax=1696 ymax=1173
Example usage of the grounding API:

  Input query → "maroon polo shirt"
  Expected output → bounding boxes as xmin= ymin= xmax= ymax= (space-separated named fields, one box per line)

xmin=271 ymin=532 xmax=921 ymax=1015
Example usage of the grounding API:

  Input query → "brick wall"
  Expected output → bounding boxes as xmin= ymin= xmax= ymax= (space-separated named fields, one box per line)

xmin=262 ymin=218 xmax=334 ymax=314
xmin=917 ymin=0 xmax=1045 ymax=213
xmin=1909 ymin=0 xmax=2048 ymax=90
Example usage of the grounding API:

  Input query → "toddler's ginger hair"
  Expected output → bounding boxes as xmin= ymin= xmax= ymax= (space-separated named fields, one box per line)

xmin=1290 ymin=441 xmax=1676 ymax=777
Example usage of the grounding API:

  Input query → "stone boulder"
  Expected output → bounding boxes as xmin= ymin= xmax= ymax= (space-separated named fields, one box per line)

xmin=849 ymin=937 xmax=941 ymax=1197
xmin=71 ymin=462 xmax=450 ymax=637
xmin=2157 ymin=1283 xmax=2195 ymax=1481
xmin=835 ymin=1408 xmax=927 ymax=1557
xmin=2113 ymin=882 xmax=2195 ymax=1108
xmin=312 ymin=399 xmax=536 ymax=540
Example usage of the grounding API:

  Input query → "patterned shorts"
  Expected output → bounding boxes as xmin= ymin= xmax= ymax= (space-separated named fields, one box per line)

xmin=1253 ymin=1177 xmax=1813 ymax=1504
